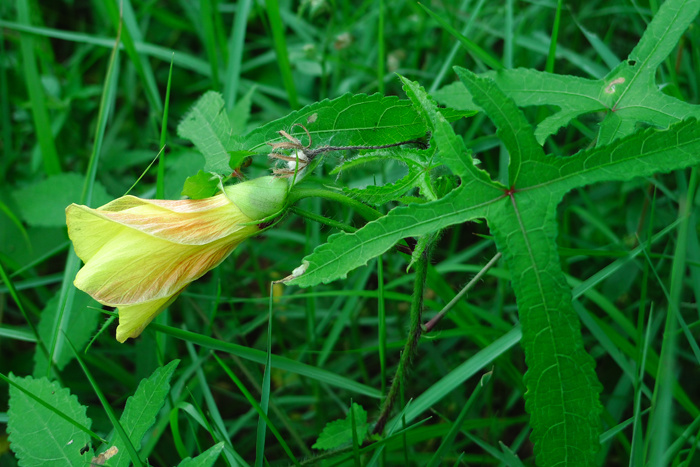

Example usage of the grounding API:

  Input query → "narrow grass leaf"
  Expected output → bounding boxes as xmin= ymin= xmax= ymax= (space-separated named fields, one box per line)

xmin=214 ymin=354 xmax=301 ymax=466
xmin=149 ymin=323 xmax=381 ymax=397
xmin=16 ymin=0 xmax=60 ymax=175
xmin=264 ymin=0 xmax=298 ymax=108
xmin=65 ymin=335 xmax=143 ymax=466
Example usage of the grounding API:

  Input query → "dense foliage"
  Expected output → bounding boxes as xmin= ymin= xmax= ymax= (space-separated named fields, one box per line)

xmin=2 ymin=1 xmax=700 ymax=466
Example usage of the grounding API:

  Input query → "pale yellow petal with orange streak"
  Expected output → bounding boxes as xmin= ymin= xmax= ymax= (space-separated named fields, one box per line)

xmin=66 ymin=203 xmax=126 ymax=263
xmin=68 ymin=194 xmax=254 ymax=248
xmin=115 ymin=289 xmax=185 ymax=343
xmin=74 ymin=225 xmax=256 ymax=305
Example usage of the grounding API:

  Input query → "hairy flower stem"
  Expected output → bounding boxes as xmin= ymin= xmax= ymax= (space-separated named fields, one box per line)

xmin=373 ymin=243 xmax=432 ymax=435
xmin=287 ymin=189 xmax=416 ymax=255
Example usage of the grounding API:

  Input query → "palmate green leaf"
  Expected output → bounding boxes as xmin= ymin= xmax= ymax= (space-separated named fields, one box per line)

xmin=177 ymin=91 xmax=238 ymax=175
xmin=289 ymin=73 xmax=700 ymax=466
xmin=398 ymin=77 xmax=494 ymax=186
xmin=435 ymin=0 xmax=700 ymax=146
xmin=236 ymin=93 xmax=429 ymax=154
xmin=312 ymin=403 xmax=369 ymax=451
xmin=7 ymin=375 xmax=93 ymax=466
xmin=453 ymin=68 xmax=546 ymax=187
xmin=288 ymin=81 xmax=503 ymax=288
xmin=107 ymin=360 xmax=180 ymax=467
xmin=518 ymin=117 xmax=700 ymax=191
xmin=433 ymin=71 xmax=606 ymax=145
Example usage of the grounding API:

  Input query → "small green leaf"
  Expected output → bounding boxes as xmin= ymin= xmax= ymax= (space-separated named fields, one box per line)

xmin=12 ymin=172 xmax=111 ymax=227
xmin=438 ymin=106 xmax=477 ymax=122
xmin=312 ymin=403 xmax=368 ymax=451
xmin=343 ymin=172 xmax=421 ymax=206
xmin=106 ymin=360 xmax=180 ymax=467
xmin=7 ymin=375 xmax=93 ymax=466
xmin=177 ymin=442 xmax=225 ymax=467
xmin=181 ymin=171 xmax=221 ymax=200
xmin=163 ymin=151 xmax=205 ymax=199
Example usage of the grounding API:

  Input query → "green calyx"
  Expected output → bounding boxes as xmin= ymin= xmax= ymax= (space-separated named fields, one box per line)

xmin=224 ymin=176 xmax=289 ymax=221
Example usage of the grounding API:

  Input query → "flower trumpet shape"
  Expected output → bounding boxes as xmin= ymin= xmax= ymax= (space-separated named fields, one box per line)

xmin=66 ymin=176 xmax=287 ymax=343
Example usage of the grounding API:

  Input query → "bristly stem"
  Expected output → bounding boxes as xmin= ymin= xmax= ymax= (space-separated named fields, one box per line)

xmin=304 ymin=137 xmax=429 ymax=158
xmin=373 ymin=241 xmax=432 ymax=435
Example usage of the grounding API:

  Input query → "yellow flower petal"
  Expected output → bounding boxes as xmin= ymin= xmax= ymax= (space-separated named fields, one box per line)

xmin=65 ymin=177 xmax=288 ymax=342
xmin=114 ymin=290 xmax=184 ymax=343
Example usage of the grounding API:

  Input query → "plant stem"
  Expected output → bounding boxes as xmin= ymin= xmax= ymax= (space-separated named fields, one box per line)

xmin=287 ymin=189 xmax=416 ymax=256
xmin=287 ymin=186 xmax=382 ymax=222
xmin=373 ymin=242 xmax=432 ymax=434
xmin=423 ymin=252 xmax=501 ymax=332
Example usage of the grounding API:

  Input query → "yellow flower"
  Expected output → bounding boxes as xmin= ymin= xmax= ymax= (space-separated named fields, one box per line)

xmin=66 ymin=176 xmax=288 ymax=343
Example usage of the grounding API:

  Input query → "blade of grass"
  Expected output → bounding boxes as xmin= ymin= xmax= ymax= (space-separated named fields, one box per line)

xmin=255 ymin=292 xmax=274 ymax=467
xmin=185 ymin=343 xmax=247 ymax=466
xmin=648 ymin=168 xmax=698 ymax=463
xmin=156 ymin=55 xmax=174 ymax=199
xmin=48 ymin=9 xmax=122 ymax=376
xmin=0 ymin=325 xmax=35 ymax=342
xmin=0 ymin=200 xmax=30 ymax=250
xmin=378 ymin=256 xmax=387 ymax=396
xmin=264 ymin=0 xmax=298 ymax=109
xmin=223 ymin=0 xmax=253 ymax=109
xmin=630 ymin=304 xmax=654 ymax=466
xmin=0 ymin=20 xmax=12 ymax=180
xmin=147 ymin=323 xmax=381 ymax=398
xmin=214 ymin=354 xmax=301 ymax=467
xmin=377 ymin=0 xmax=385 ymax=94
xmin=545 ymin=0 xmax=564 ymax=73
xmin=0 ymin=261 xmax=47 ymax=355
xmin=16 ymin=0 xmax=60 ymax=175
xmin=64 ymin=334 xmax=143 ymax=466
xmin=104 ymin=0 xmax=163 ymax=113
xmin=200 ymin=0 xmax=220 ymax=90
xmin=388 ymin=326 xmax=521 ymax=428
xmin=417 ymin=2 xmax=502 ymax=71
xmin=350 ymin=401 xmax=360 ymax=467
xmin=426 ymin=371 xmax=492 ymax=467
xmin=429 ymin=0 xmax=487 ymax=93
xmin=0 ymin=20 xmax=211 ymax=77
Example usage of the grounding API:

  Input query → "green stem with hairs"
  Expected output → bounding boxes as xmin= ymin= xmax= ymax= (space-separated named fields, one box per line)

xmin=286 ymin=188 xmax=415 ymax=255
xmin=373 ymin=241 xmax=432 ymax=434
xmin=289 ymin=206 xmax=357 ymax=233
xmin=287 ymin=186 xmax=383 ymax=222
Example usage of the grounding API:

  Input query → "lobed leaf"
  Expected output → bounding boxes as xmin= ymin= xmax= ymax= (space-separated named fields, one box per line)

xmin=237 ymin=93 xmax=429 ymax=154
xmin=312 ymin=403 xmax=369 ymax=451
xmin=7 ymin=375 xmax=93 ymax=466
xmin=177 ymin=91 xmax=238 ymax=175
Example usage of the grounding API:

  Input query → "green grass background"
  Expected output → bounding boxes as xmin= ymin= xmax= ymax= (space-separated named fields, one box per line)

xmin=1 ymin=0 xmax=699 ymax=465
